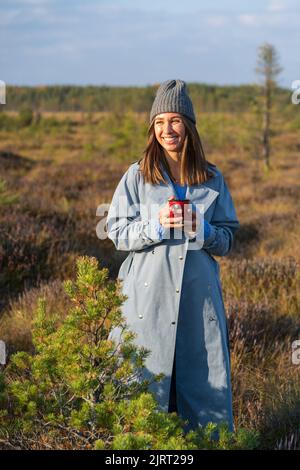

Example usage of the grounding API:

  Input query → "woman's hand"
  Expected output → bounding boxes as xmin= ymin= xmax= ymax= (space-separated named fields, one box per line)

xmin=158 ymin=197 xmax=184 ymax=229
xmin=158 ymin=197 xmax=200 ymax=233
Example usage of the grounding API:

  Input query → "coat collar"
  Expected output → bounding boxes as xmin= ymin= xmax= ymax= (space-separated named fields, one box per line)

xmin=160 ymin=167 xmax=219 ymax=213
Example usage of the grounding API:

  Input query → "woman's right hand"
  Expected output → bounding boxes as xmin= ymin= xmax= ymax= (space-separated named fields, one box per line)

xmin=158 ymin=197 xmax=184 ymax=229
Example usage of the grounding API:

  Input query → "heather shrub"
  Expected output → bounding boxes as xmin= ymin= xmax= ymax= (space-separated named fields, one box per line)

xmin=221 ymin=257 xmax=300 ymax=449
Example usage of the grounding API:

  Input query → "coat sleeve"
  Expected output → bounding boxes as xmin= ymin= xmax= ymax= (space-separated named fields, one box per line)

xmin=202 ymin=172 xmax=240 ymax=257
xmin=105 ymin=166 xmax=164 ymax=251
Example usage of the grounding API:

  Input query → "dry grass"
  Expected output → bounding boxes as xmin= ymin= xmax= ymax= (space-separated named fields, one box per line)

xmin=0 ymin=109 xmax=300 ymax=448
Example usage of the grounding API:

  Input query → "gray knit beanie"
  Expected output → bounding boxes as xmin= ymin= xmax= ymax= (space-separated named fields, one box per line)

xmin=150 ymin=79 xmax=196 ymax=124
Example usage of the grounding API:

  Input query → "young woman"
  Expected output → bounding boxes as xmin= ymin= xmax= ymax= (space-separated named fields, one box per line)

xmin=106 ymin=79 xmax=240 ymax=434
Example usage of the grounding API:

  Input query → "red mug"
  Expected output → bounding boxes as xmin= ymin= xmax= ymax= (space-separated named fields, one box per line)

xmin=169 ymin=198 xmax=191 ymax=221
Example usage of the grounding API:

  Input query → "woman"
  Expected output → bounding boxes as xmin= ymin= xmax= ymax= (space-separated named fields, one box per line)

xmin=106 ymin=79 xmax=240 ymax=434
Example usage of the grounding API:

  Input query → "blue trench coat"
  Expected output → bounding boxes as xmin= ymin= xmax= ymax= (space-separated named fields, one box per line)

xmin=106 ymin=161 xmax=240 ymax=433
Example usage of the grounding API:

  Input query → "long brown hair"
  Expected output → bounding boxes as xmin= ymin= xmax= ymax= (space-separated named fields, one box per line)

xmin=138 ymin=114 xmax=215 ymax=185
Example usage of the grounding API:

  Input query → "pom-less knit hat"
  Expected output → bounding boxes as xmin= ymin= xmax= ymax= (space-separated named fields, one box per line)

xmin=150 ymin=79 xmax=196 ymax=125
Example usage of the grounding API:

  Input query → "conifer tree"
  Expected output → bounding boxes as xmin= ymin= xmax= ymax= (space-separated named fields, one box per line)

xmin=0 ymin=257 xmax=259 ymax=450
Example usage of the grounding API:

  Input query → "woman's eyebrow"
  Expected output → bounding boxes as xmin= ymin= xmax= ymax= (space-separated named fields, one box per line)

xmin=155 ymin=117 xmax=180 ymax=121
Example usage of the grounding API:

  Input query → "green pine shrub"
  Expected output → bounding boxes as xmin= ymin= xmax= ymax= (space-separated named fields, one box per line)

xmin=0 ymin=256 xmax=259 ymax=450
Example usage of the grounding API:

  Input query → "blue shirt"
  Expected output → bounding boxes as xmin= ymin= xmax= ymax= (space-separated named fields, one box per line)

xmin=172 ymin=182 xmax=187 ymax=201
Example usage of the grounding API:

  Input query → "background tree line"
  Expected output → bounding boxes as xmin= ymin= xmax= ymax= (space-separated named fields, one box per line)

xmin=2 ymin=83 xmax=291 ymax=115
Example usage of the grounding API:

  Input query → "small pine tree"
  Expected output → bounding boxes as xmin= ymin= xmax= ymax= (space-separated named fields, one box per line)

xmin=0 ymin=256 xmax=260 ymax=450
xmin=255 ymin=42 xmax=283 ymax=171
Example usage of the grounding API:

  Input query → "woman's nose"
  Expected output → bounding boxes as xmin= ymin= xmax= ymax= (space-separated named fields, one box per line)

xmin=163 ymin=122 xmax=173 ymax=134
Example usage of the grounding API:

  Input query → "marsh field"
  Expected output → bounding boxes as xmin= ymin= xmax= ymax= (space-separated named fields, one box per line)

xmin=0 ymin=91 xmax=300 ymax=449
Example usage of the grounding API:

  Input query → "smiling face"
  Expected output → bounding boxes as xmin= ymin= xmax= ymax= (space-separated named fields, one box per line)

xmin=153 ymin=112 xmax=186 ymax=155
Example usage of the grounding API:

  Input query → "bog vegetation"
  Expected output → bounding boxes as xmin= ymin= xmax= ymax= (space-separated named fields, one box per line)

xmin=0 ymin=83 xmax=300 ymax=449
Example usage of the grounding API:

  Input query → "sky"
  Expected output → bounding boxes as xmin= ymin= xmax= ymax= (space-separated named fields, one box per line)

xmin=0 ymin=0 xmax=299 ymax=88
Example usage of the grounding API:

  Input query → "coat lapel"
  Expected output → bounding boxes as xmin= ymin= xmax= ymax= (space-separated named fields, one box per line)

xmin=161 ymin=168 xmax=219 ymax=213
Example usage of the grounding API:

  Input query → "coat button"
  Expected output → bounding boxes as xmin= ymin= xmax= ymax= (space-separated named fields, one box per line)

xmin=179 ymin=255 xmax=183 ymax=260
xmin=176 ymin=288 xmax=180 ymax=293
xmin=171 ymin=321 xmax=176 ymax=325
xmin=144 ymin=282 xmax=148 ymax=287
xmin=139 ymin=314 xmax=143 ymax=319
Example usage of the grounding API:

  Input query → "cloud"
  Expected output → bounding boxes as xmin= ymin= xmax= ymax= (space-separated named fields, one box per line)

xmin=0 ymin=0 xmax=298 ymax=86
xmin=267 ymin=0 xmax=287 ymax=12
xmin=0 ymin=1 xmax=81 ymax=27
xmin=237 ymin=14 xmax=258 ymax=26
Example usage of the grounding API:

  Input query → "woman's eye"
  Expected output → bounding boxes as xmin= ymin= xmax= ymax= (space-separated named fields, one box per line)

xmin=155 ymin=120 xmax=180 ymax=125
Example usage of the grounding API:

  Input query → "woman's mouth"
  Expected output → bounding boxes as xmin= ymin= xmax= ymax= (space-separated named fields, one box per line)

xmin=163 ymin=136 xmax=178 ymax=144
